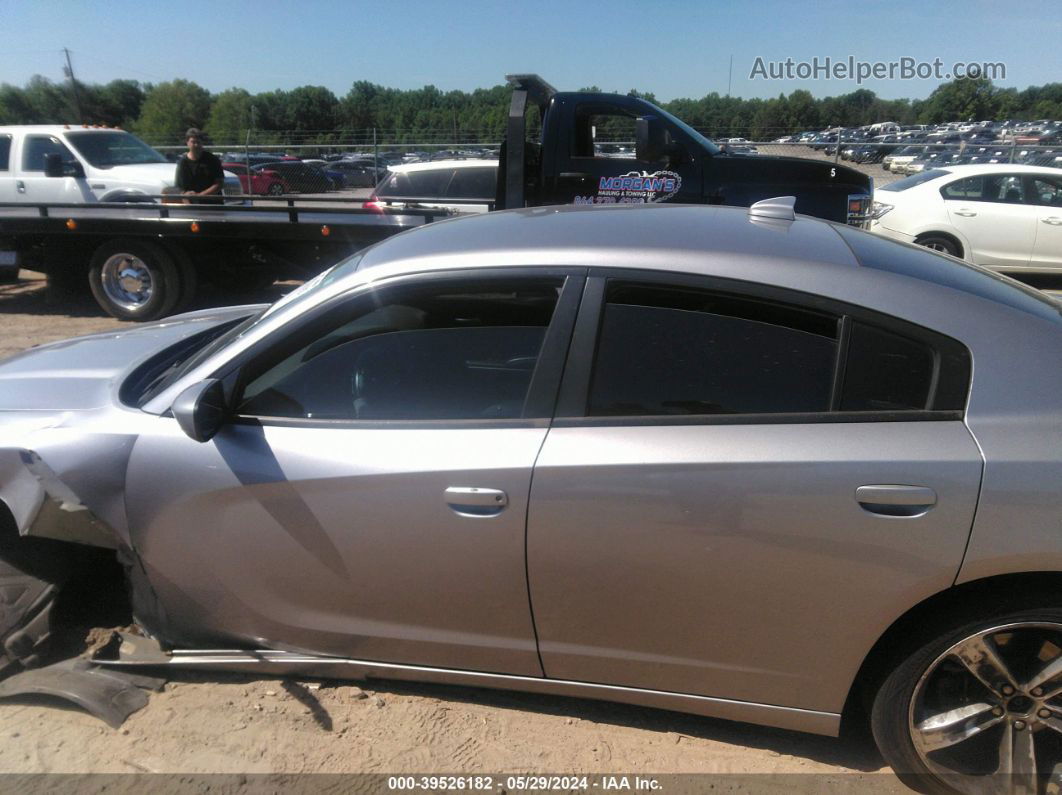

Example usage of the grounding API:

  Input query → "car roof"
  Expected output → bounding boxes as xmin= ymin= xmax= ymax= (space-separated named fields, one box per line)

xmin=387 ymin=159 xmax=498 ymax=173
xmin=923 ymin=164 xmax=1061 ymax=176
xmin=357 ymin=203 xmax=858 ymax=278
xmin=0 ymin=125 xmax=132 ymax=135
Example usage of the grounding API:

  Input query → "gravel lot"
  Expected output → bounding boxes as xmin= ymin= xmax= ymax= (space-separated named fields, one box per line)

xmin=0 ymin=162 xmax=910 ymax=789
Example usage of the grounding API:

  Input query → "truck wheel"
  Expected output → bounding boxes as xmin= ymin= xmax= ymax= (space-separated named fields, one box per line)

xmin=162 ymin=244 xmax=199 ymax=316
xmin=88 ymin=240 xmax=183 ymax=321
xmin=0 ymin=510 xmax=73 ymax=675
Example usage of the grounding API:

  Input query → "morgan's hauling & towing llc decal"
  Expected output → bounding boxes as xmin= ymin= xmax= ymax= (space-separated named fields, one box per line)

xmin=573 ymin=170 xmax=682 ymax=205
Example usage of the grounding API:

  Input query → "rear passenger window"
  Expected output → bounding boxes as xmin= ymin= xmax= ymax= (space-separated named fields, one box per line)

xmin=588 ymin=283 xmax=838 ymax=416
xmin=584 ymin=280 xmax=970 ymax=421
xmin=447 ymin=168 xmax=496 ymax=199
xmin=0 ymin=135 xmax=10 ymax=171
xmin=380 ymin=169 xmax=453 ymax=199
xmin=840 ymin=324 xmax=934 ymax=411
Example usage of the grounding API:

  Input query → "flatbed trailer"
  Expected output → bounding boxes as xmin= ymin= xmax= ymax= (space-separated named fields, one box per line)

xmin=0 ymin=198 xmax=445 ymax=319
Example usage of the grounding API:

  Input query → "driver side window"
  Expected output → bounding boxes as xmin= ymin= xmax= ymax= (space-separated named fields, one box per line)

xmin=22 ymin=136 xmax=77 ymax=172
xmin=238 ymin=277 xmax=562 ymax=421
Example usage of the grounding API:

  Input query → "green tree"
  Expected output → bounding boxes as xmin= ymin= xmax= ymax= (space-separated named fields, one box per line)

xmin=207 ymin=88 xmax=252 ymax=143
xmin=135 ymin=79 xmax=212 ymax=144
xmin=919 ymin=77 xmax=1001 ymax=123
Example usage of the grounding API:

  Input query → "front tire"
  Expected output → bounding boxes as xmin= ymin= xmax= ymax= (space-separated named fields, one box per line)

xmin=872 ymin=607 xmax=1062 ymax=794
xmin=88 ymin=239 xmax=183 ymax=321
xmin=0 ymin=513 xmax=74 ymax=675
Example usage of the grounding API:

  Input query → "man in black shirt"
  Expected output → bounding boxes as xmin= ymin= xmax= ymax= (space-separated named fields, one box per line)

xmin=175 ymin=128 xmax=223 ymax=204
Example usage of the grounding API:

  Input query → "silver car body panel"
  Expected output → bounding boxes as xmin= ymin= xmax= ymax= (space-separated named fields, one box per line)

xmin=97 ymin=644 xmax=840 ymax=735
xmin=125 ymin=421 xmax=547 ymax=676
xmin=528 ymin=421 xmax=981 ymax=713
xmin=2 ymin=203 xmax=1062 ymax=738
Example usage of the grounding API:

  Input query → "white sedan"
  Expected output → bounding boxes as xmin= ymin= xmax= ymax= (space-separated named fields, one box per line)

xmin=870 ymin=164 xmax=1062 ymax=273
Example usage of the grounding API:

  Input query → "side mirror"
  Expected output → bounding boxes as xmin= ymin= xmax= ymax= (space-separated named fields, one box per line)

xmin=44 ymin=154 xmax=85 ymax=178
xmin=172 ymin=379 xmax=228 ymax=443
xmin=44 ymin=153 xmax=64 ymax=178
xmin=636 ymin=116 xmax=669 ymax=164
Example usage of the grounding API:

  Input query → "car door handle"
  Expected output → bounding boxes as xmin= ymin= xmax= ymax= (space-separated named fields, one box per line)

xmin=559 ymin=172 xmax=591 ymax=180
xmin=856 ymin=485 xmax=937 ymax=517
xmin=15 ymin=180 xmax=25 ymax=194
xmin=954 ymin=209 xmax=977 ymax=217
xmin=1042 ymin=217 xmax=1062 ymax=225
xmin=444 ymin=487 xmax=508 ymax=517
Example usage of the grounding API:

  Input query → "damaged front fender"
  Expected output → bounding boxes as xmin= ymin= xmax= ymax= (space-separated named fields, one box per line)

xmin=0 ymin=429 xmax=139 ymax=550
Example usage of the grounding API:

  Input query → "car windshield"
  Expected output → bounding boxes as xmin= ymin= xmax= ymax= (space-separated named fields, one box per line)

xmin=879 ymin=170 xmax=952 ymax=191
xmin=65 ymin=131 xmax=167 ymax=168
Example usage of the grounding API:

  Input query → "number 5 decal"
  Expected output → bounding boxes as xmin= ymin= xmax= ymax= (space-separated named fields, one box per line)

xmin=830 ymin=168 xmax=836 ymax=178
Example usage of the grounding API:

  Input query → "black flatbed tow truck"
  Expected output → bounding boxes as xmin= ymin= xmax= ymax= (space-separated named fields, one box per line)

xmin=0 ymin=75 xmax=872 ymax=320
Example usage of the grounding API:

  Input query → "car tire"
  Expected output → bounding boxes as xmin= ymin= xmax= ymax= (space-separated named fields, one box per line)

xmin=0 ymin=510 xmax=74 ymax=676
xmin=872 ymin=605 xmax=1062 ymax=795
xmin=88 ymin=239 xmax=184 ymax=321
xmin=267 ymin=183 xmax=284 ymax=196
xmin=916 ymin=235 xmax=961 ymax=258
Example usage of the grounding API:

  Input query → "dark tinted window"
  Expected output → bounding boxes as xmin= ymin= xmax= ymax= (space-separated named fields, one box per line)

xmin=22 ymin=136 xmax=76 ymax=171
xmin=239 ymin=278 xmax=561 ymax=421
xmin=446 ymin=167 xmax=496 ymax=199
xmin=840 ymin=323 xmax=934 ymax=411
xmin=0 ymin=135 xmax=10 ymax=170
xmin=378 ymin=168 xmax=453 ymax=198
xmin=941 ymin=174 xmax=1024 ymax=203
xmin=588 ymin=283 xmax=838 ymax=416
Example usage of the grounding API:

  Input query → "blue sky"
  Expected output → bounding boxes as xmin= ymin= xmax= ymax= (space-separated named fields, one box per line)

xmin=1 ymin=0 xmax=1058 ymax=102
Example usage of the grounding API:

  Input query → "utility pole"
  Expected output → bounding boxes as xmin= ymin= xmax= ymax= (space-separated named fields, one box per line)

xmin=727 ymin=54 xmax=733 ymax=97
xmin=62 ymin=48 xmax=83 ymax=123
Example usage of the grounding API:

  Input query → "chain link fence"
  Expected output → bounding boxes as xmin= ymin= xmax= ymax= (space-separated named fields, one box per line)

xmin=150 ymin=128 xmax=1061 ymax=197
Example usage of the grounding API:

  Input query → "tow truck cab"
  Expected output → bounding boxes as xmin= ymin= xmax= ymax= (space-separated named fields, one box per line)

xmin=504 ymin=75 xmax=872 ymax=225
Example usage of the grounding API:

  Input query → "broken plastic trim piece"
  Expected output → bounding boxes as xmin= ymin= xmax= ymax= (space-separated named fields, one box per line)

xmin=0 ymin=657 xmax=162 ymax=728
xmin=16 ymin=450 xmax=116 ymax=549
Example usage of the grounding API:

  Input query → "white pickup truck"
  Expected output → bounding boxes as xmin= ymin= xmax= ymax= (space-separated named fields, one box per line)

xmin=0 ymin=125 xmax=244 ymax=203
xmin=0 ymin=125 xmax=242 ymax=279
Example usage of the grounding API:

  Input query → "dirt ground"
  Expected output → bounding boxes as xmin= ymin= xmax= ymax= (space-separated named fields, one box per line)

xmin=0 ymin=273 xmax=905 ymax=791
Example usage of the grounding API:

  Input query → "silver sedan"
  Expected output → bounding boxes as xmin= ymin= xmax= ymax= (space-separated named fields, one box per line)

xmin=3 ymin=201 xmax=1062 ymax=793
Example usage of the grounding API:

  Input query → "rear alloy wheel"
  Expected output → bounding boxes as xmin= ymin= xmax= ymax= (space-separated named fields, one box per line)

xmin=873 ymin=612 xmax=1062 ymax=794
xmin=88 ymin=239 xmax=183 ymax=321
xmin=917 ymin=235 xmax=961 ymax=258
xmin=267 ymin=182 xmax=284 ymax=196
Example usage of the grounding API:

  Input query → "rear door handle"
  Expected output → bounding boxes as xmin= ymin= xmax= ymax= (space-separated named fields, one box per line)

xmin=445 ymin=487 xmax=508 ymax=517
xmin=1042 ymin=217 xmax=1062 ymax=226
xmin=15 ymin=180 xmax=25 ymax=194
xmin=954 ymin=209 xmax=977 ymax=217
xmin=856 ymin=485 xmax=937 ymax=517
